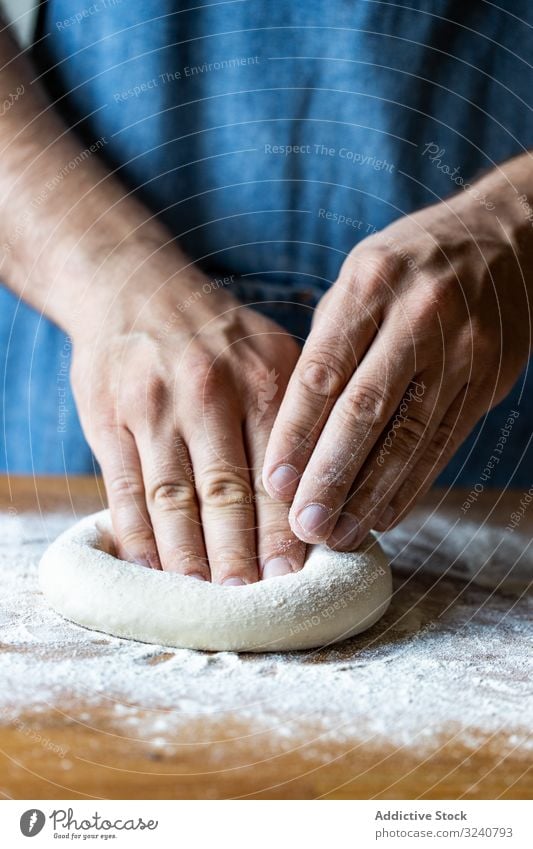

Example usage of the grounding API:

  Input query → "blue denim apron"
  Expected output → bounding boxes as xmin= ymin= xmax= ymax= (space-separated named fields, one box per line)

xmin=1 ymin=0 xmax=532 ymax=484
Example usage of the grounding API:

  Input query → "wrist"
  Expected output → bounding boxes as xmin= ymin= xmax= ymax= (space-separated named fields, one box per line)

xmin=65 ymin=235 xmax=240 ymax=346
xmin=451 ymin=153 xmax=533 ymax=260
xmin=63 ymin=234 xmax=192 ymax=341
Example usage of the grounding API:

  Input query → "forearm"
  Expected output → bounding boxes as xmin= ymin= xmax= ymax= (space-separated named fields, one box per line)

xmin=0 ymin=21 xmax=185 ymax=335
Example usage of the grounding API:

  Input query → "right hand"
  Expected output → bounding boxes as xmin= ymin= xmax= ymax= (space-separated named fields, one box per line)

xmin=70 ymin=242 xmax=305 ymax=584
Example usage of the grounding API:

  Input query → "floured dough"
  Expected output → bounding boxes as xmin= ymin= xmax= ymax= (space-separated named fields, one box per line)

xmin=39 ymin=510 xmax=392 ymax=652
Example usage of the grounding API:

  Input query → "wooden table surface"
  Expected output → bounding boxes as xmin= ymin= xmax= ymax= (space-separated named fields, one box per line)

xmin=0 ymin=476 xmax=531 ymax=800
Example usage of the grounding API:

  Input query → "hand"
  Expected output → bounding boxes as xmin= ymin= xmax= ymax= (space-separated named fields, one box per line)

xmin=71 ymin=243 xmax=304 ymax=583
xmin=263 ymin=188 xmax=531 ymax=549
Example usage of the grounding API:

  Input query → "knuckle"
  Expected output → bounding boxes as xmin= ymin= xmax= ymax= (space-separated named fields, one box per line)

xmin=85 ymin=417 xmax=119 ymax=451
xmin=210 ymin=546 xmax=257 ymax=581
xmin=344 ymin=382 xmax=390 ymax=428
xmin=408 ymin=275 xmax=458 ymax=327
xmin=426 ymin=420 xmax=458 ymax=461
xmin=199 ymin=472 xmax=253 ymax=508
xmin=214 ymin=545 xmax=253 ymax=564
xmin=94 ymin=415 xmax=120 ymax=437
xmin=170 ymin=547 xmax=207 ymax=570
xmin=150 ymin=482 xmax=197 ymax=511
xmin=299 ymin=350 xmax=350 ymax=398
xmin=108 ymin=474 xmax=145 ymax=501
xmin=120 ymin=373 xmax=168 ymax=421
xmin=343 ymin=246 xmax=398 ymax=290
xmin=184 ymin=352 xmax=219 ymax=398
xmin=118 ymin=526 xmax=155 ymax=553
xmin=171 ymin=545 xmax=200 ymax=560
xmin=311 ymin=452 xmax=353 ymax=490
xmin=390 ymin=416 xmax=428 ymax=460
xmin=279 ymin=420 xmax=315 ymax=458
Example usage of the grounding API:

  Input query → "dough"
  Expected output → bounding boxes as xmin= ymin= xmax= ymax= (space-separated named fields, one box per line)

xmin=39 ymin=510 xmax=392 ymax=652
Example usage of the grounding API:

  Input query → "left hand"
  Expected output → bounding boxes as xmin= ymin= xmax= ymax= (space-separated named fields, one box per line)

xmin=262 ymin=190 xmax=531 ymax=549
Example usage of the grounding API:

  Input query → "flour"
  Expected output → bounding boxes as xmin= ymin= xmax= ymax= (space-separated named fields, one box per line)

xmin=1 ymin=508 xmax=532 ymax=754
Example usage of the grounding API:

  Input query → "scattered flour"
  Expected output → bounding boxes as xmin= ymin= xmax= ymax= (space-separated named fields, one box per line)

xmin=1 ymin=508 xmax=532 ymax=754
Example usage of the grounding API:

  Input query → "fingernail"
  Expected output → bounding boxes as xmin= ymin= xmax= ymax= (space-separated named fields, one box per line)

xmin=222 ymin=577 xmax=246 ymax=586
xmin=329 ymin=512 xmax=360 ymax=550
xmin=382 ymin=506 xmax=396 ymax=527
xmin=262 ymin=556 xmax=292 ymax=580
xmin=296 ymin=503 xmax=331 ymax=538
xmin=269 ymin=464 xmax=300 ymax=495
xmin=188 ymin=572 xmax=207 ymax=581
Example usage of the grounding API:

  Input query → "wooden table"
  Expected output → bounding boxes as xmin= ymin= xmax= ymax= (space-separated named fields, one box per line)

xmin=0 ymin=476 xmax=531 ymax=799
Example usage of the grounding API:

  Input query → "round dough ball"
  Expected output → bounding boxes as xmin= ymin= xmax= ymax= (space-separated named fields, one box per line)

xmin=39 ymin=510 xmax=392 ymax=652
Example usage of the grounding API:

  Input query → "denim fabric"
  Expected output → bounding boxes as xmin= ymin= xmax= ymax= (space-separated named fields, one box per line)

xmin=1 ymin=0 xmax=531 ymax=483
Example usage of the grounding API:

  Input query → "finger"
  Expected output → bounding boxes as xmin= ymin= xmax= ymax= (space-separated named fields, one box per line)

xmin=327 ymin=371 xmax=462 ymax=550
xmin=288 ymin=325 xmax=417 ymax=544
xmin=263 ymin=258 xmax=385 ymax=501
xmin=244 ymin=409 xmax=306 ymax=581
xmin=97 ymin=425 xmax=160 ymax=570
xmin=375 ymin=385 xmax=484 ymax=529
xmin=185 ymin=386 xmax=258 ymax=586
xmin=135 ymin=428 xmax=209 ymax=578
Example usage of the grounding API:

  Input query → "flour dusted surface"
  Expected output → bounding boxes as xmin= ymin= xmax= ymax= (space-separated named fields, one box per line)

xmin=1 ymin=507 xmax=532 ymax=754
